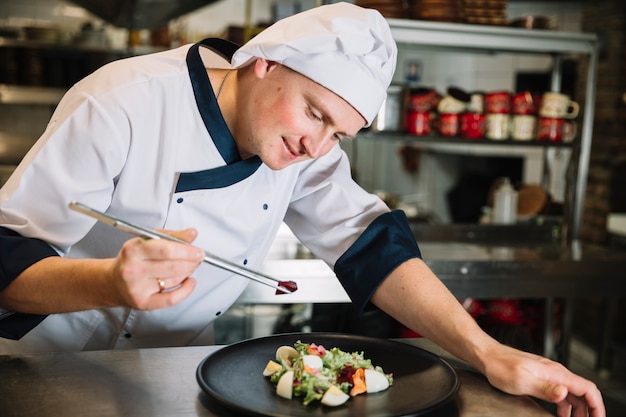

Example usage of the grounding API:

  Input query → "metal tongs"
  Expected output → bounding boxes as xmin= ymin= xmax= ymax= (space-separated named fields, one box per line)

xmin=69 ymin=201 xmax=297 ymax=295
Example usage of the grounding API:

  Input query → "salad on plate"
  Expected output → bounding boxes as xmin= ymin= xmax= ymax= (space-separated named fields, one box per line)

xmin=262 ymin=340 xmax=393 ymax=407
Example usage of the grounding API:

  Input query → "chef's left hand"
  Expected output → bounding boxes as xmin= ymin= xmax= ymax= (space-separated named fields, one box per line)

xmin=482 ymin=343 xmax=605 ymax=417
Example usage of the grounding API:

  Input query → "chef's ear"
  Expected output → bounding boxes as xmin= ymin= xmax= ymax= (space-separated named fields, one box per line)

xmin=253 ymin=58 xmax=280 ymax=78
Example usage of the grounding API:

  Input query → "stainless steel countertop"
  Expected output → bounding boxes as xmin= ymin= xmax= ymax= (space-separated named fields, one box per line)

xmin=421 ymin=240 xmax=626 ymax=298
xmin=0 ymin=338 xmax=552 ymax=417
xmin=241 ymin=240 xmax=626 ymax=304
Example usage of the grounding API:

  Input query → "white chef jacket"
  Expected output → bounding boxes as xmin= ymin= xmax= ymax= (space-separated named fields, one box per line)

xmin=0 ymin=39 xmax=420 ymax=353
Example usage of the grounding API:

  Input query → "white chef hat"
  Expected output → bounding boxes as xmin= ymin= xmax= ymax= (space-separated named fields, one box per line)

xmin=231 ymin=2 xmax=397 ymax=127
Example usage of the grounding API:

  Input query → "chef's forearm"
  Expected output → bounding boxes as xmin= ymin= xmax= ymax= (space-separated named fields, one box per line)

xmin=371 ymin=257 xmax=494 ymax=374
xmin=0 ymin=257 xmax=118 ymax=314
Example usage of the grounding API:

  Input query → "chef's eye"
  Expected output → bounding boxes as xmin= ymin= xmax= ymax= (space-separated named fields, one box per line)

xmin=308 ymin=106 xmax=323 ymax=122
xmin=333 ymin=133 xmax=346 ymax=142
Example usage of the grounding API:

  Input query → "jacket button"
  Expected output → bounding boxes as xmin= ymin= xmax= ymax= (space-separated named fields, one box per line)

xmin=124 ymin=333 xmax=132 ymax=339
xmin=177 ymin=198 xmax=184 ymax=204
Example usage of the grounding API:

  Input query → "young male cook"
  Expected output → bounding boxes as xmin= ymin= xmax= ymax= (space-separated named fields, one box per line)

xmin=0 ymin=3 xmax=604 ymax=416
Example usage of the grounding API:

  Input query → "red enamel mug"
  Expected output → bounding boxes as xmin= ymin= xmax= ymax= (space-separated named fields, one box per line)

xmin=405 ymin=110 xmax=431 ymax=136
xmin=484 ymin=90 xmax=511 ymax=114
xmin=460 ymin=113 xmax=485 ymax=139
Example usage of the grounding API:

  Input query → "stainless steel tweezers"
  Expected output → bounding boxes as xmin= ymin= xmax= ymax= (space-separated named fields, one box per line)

xmin=69 ymin=201 xmax=296 ymax=294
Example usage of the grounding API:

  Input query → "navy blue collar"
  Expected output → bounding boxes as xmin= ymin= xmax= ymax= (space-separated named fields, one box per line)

xmin=176 ymin=38 xmax=262 ymax=193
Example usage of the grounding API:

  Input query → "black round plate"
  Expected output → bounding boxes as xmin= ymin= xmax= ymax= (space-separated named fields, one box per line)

xmin=196 ymin=332 xmax=459 ymax=417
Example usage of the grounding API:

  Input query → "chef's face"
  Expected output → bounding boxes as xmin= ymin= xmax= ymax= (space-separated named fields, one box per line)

xmin=237 ymin=59 xmax=366 ymax=171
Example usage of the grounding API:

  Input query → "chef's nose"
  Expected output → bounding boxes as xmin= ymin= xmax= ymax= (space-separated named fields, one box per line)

xmin=302 ymin=131 xmax=333 ymax=159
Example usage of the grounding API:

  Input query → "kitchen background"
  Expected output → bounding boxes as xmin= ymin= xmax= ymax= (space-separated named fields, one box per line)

xmin=1 ymin=0 xmax=626 ymax=413
xmin=0 ymin=0 xmax=583 ymax=221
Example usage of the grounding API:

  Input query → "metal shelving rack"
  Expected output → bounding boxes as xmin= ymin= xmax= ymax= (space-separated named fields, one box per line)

xmin=0 ymin=37 xmax=162 ymax=106
xmin=383 ymin=18 xmax=599 ymax=242
xmin=0 ymin=37 xmax=145 ymax=174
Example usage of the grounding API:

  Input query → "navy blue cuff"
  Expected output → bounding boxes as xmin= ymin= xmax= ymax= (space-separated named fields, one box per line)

xmin=0 ymin=226 xmax=56 ymax=340
xmin=0 ymin=313 xmax=47 ymax=340
xmin=0 ymin=226 xmax=59 ymax=291
xmin=334 ymin=210 xmax=421 ymax=313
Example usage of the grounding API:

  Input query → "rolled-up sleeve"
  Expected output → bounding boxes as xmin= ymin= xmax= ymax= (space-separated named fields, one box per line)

xmin=334 ymin=210 xmax=421 ymax=313
xmin=0 ymin=226 xmax=56 ymax=339
xmin=0 ymin=226 xmax=59 ymax=291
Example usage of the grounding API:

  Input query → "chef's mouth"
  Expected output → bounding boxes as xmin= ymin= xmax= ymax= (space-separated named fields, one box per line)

xmin=282 ymin=137 xmax=303 ymax=159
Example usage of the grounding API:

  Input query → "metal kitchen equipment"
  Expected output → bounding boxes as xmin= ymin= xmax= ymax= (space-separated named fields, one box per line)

xmin=68 ymin=0 xmax=220 ymax=30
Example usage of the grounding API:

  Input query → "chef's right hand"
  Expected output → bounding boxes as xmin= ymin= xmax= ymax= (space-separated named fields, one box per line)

xmin=111 ymin=228 xmax=204 ymax=310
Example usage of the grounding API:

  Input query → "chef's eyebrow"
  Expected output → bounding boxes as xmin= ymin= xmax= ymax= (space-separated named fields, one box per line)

xmin=307 ymin=94 xmax=359 ymax=140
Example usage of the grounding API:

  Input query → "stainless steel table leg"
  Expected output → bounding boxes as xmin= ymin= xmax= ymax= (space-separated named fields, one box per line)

xmin=598 ymin=297 xmax=618 ymax=374
xmin=544 ymin=297 xmax=555 ymax=359
xmin=560 ymin=297 xmax=573 ymax=365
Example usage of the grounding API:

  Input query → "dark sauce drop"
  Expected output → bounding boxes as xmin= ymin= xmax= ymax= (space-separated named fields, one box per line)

xmin=275 ymin=280 xmax=298 ymax=295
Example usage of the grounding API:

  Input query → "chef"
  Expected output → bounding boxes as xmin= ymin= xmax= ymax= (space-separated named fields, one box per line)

xmin=0 ymin=3 xmax=604 ymax=416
